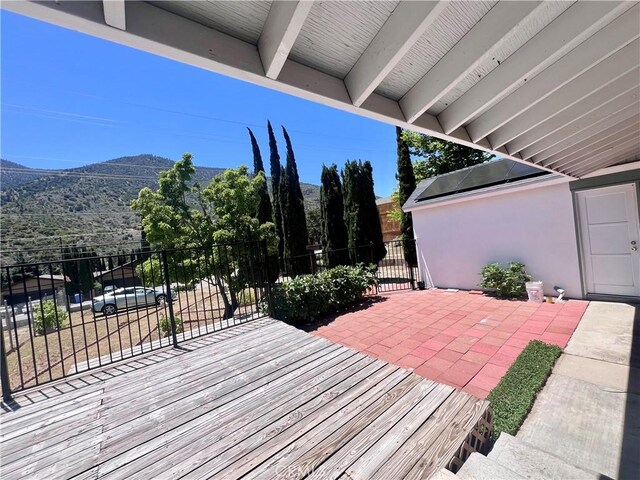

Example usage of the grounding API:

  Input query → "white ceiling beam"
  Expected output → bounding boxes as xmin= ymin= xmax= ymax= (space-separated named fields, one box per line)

xmin=0 ymin=0 xmax=568 ymax=178
xmin=507 ymin=82 xmax=640 ymax=158
xmin=547 ymin=128 xmax=640 ymax=171
xmin=102 ymin=0 xmax=125 ymax=30
xmin=399 ymin=1 xmax=542 ymax=124
xmin=537 ymin=116 xmax=640 ymax=168
xmin=567 ymin=143 xmax=640 ymax=177
xmin=439 ymin=1 xmax=630 ymax=135
xmin=521 ymin=99 xmax=640 ymax=160
xmin=467 ymin=4 xmax=640 ymax=143
xmin=571 ymin=151 xmax=640 ymax=178
xmin=528 ymin=106 xmax=640 ymax=163
xmin=345 ymin=1 xmax=447 ymax=107
xmin=491 ymin=39 xmax=640 ymax=151
xmin=258 ymin=1 xmax=313 ymax=79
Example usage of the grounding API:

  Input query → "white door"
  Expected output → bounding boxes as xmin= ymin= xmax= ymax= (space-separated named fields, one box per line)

xmin=576 ymin=183 xmax=640 ymax=297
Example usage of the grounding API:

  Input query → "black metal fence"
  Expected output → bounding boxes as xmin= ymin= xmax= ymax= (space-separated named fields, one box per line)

xmin=0 ymin=239 xmax=417 ymax=398
xmin=282 ymin=239 xmax=418 ymax=294
xmin=0 ymin=240 xmax=272 ymax=398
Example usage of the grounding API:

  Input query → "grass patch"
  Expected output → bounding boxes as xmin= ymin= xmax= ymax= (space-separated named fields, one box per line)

xmin=488 ymin=340 xmax=562 ymax=441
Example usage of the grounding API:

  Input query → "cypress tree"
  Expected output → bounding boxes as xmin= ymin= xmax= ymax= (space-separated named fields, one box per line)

xmin=267 ymin=121 xmax=284 ymax=264
xmin=396 ymin=127 xmax=418 ymax=266
xmin=342 ymin=160 xmax=386 ymax=265
xmin=247 ymin=127 xmax=273 ymax=225
xmin=279 ymin=126 xmax=310 ymax=276
xmin=320 ymin=164 xmax=349 ymax=267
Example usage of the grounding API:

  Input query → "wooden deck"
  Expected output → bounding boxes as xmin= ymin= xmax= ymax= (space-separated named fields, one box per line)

xmin=0 ymin=318 xmax=489 ymax=480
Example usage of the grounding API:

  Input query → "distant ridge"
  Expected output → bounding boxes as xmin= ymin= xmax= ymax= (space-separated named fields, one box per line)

xmin=0 ymin=154 xmax=320 ymax=264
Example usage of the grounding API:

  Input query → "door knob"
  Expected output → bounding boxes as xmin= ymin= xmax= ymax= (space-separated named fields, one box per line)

xmin=633 ymin=247 xmax=638 ymax=251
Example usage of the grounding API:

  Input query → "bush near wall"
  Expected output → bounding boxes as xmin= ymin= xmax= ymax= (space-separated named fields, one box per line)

xmin=267 ymin=265 xmax=377 ymax=324
xmin=488 ymin=340 xmax=562 ymax=441
xmin=34 ymin=300 xmax=68 ymax=335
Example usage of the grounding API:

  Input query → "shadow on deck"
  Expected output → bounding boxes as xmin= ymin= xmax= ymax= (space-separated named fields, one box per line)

xmin=0 ymin=318 xmax=490 ymax=480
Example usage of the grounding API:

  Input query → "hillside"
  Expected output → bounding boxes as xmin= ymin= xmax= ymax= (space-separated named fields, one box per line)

xmin=0 ymin=155 xmax=321 ymax=264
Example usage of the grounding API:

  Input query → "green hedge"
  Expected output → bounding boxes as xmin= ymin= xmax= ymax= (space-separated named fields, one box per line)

xmin=488 ymin=340 xmax=562 ymax=441
xmin=267 ymin=265 xmax=377 ymax=324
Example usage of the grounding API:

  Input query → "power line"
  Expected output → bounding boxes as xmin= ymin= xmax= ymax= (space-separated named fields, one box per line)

xmin=1 ymin=212 xmax=136 ymax=216
xmin=2 ymin=80 xmax=390 ymax=144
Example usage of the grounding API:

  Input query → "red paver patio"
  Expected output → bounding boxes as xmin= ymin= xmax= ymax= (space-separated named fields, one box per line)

xmin=311 ymin=289 xmax=589 ymax=399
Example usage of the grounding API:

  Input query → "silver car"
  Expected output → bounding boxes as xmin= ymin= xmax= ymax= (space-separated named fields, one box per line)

xmin=92 ymin=286 xmax=174 ymax=315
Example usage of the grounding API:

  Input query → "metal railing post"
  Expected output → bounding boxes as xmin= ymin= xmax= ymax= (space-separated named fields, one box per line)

xmin=0 ymin=296 xmax=12 ymax=402
xmin=261 ymin=240 xmax=275 ymax=317
xmin=161 ymin=250 xmax=179 ymax=348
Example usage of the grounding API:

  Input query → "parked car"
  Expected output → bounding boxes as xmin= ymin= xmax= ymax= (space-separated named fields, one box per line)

xmin=92 ymin=286 xmax=176 ymax=315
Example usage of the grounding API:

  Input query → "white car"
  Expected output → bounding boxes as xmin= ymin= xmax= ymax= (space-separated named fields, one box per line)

xmin=92 ymin=286 xmax=175 ymax=315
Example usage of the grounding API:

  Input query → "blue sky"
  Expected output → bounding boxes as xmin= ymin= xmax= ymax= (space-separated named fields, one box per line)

xmin=1 ymin=11 xmax=399 ymax=196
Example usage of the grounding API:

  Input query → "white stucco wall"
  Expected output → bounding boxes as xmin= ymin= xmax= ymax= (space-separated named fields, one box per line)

xmin=411 ymin=181 xmax=584 ymax=298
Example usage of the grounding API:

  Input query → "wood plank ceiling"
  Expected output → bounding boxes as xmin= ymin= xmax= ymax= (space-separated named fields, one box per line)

xmin=4 ymin=0 xmax=639 ymax=177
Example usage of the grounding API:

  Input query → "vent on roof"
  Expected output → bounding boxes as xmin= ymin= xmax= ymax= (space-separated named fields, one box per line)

xmin=415 ymin=159 xmax=548 ymax=202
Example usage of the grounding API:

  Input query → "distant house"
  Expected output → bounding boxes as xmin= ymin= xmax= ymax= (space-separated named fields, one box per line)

xmin=403 ymin=160 xmax=640 ymax=301
xmin=376 ymin=197 xmax=401 ymax=243
xmin=94 ymin=261 xmax=141 ymax=289
xmin=1 ymin=275 xmax=68 ymax=305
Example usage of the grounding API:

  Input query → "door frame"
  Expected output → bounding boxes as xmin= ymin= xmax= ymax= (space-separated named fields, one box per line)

xmin=571 ymin=168 xmax=640 ymax=301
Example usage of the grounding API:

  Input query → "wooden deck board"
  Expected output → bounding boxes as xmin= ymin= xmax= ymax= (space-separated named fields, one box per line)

xmin=0 ymin=318 xmax=490 ymax=480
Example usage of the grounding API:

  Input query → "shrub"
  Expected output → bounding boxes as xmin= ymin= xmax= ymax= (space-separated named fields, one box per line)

xmin=159 ymin=314 xmax=184 ymax=337
xmin=479 ymin=262 xmax=530 ymax=298
xmin=488 ymin=340 xmax=562 ymax=441
xmin=34 ymin=300 xmax=68 ymax=335
xmin=238 ymin=288 xmax=256 ymax=306
xmin=265 ymin=264 xmax=377 ymax=324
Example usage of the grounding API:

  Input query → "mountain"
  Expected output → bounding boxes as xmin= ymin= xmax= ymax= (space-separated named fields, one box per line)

xmin=0 ymin=155 xmax=321 ymax=264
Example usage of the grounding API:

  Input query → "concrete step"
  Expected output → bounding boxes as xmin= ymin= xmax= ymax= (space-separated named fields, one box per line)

xmin=456 ymin=452 xmax=524 ymax=480
xmin=429 ymin=468 xmax=458 ymax=480
xmin=489 ymin=433 xmax=601 ymax=479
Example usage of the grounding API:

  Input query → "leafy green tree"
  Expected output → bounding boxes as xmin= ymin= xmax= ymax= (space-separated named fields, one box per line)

xmin=131 ymin=154 xmax=276 ymax=318
xmin=387 ymin=130 xmax=495 ymax=223
xmin=306 ymin=208 xmax=322 ymax=245
xmin=402 ymin=130 xmax=493 ymax=177
xmin=342 ymin=160 xmax=386 ymax=265
xmin=395 ymin=127 xmax=418 ymax=266
xmin=320 ymin=164 xmax=349 ymax=267
xmin=279 ymin=127 xmax=310 ymax=276
xmin=267 ymin=121 xmax=285 ymax=264
xmin=247 ymin=127 xmax=273 ymax=225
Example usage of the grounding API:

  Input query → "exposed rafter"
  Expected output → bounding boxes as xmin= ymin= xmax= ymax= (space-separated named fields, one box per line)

xmin=345 ymin=1 xmax=446 ymax=107
xmin=102 ymin=0 xmax=125 ymax=30
xmin=549 ymin=128 xmax=640 ymax=172
xmin=568 ymin=142 xmax=640 ymax=177
xmin=400 ymin=1 xmax=542 ymax=124
xmin=538 ymin=116 xmax=640 ymax=168
xmin=491 ymin=40 xmax=640 ymax=151
xmin=467 ymin=4 xmax=640 ymax=143
xmin=258 ymin=1 xmax=313 ymax=79
xmin=530 ymin=108 xmax=640 ymax=163
xmin=507 ymin=70 xmax=640 ymax=158
xmin=438 ymin=1 xmax=631 ymax=135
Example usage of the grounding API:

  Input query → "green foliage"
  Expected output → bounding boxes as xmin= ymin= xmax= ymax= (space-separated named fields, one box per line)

xmin=342 ymin=160 xmax=386 ymax=265
xmin=479 ymin=262 xmax=531 ymax=298
xmin=280 ymin=127 xmax=310 ymax=276
xmin=247 ymin=128 xmax=273 ymax=226
xmin=267 ymin=265 xmax=377 ymax=324
xmin=402 ymin=130 xmax=494 ymax=177
xmin=267 ymin=121 xmax=285 ymax=263
xmin=395 ymin=127 xmax=418 ymax=266
xmin=131 ymin=156 xmax=278 ymax=318
xmin=306 ymin=208 xmax=322 ymax=244
xmin=0 ymin=155 xmax=320 ymax=267
xmin=320 ymin=164 xmax=350 ymax=267
xmin=159 ymin=314 xmax=184 ymax=338
xmin=62 ymin=246 xmax=101 ymax=296
xmin=34 ymin=300 xmax=68 ymax=335
xmin=488 ymin=340 xmax=562 ymax=440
